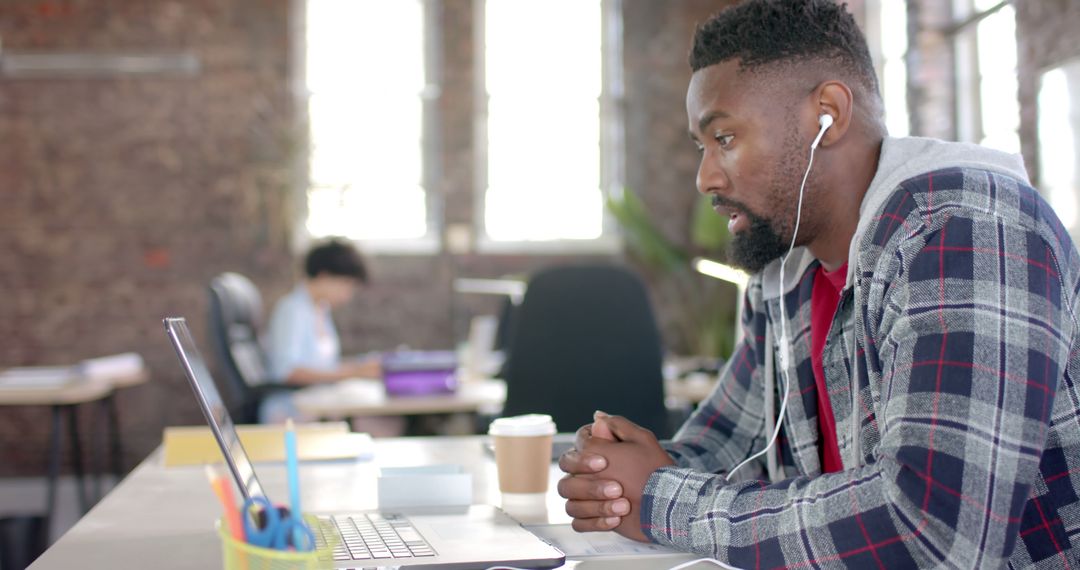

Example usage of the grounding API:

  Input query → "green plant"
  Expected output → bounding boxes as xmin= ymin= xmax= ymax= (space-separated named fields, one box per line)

xmin=606 ymin=190 xmax=739 ymax=359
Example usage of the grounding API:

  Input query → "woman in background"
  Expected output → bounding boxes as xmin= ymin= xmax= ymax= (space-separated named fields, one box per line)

xmin=259 ymin=239 xmax=382 ymax=423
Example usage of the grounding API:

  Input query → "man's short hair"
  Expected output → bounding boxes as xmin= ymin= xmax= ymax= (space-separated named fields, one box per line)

xmin=690 ymin=0 xmax=880 ymax=97
xmin=304 ymin=239 xmax=368 ymax=283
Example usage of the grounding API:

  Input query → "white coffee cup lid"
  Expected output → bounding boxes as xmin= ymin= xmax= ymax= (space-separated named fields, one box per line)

xmin=488 ymin=414 xmax=556 ymax=437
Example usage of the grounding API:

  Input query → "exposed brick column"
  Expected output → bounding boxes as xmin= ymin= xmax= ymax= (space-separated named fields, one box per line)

xmin=907 ymin=0 xmax=956 ymax=140
xmin=1015 ymin=0 xmax=1080 ymax=188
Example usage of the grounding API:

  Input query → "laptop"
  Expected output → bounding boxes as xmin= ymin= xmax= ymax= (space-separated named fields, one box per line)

xmin=163 ymin=317 xmax=565 ymax=570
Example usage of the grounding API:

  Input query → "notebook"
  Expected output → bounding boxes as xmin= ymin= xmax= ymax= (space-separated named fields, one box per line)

xmin=163 ymin=317 xmax=564 ymax=569
xmin=161 ymin=423 xmax=373 ymax=467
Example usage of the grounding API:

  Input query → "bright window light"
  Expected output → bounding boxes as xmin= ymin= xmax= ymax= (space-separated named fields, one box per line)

xmin=305 ymin=0 xmax=427 ymax=241
xmin=483 ymin=0 xmax=604 ymax=242
xmin=975 ymin=4 xmax=1020 ymax=153
xmin=880 ymin=0 xmax=909 ymax=136
xmin=1039 ymin=66 xmax=1078 ymax=231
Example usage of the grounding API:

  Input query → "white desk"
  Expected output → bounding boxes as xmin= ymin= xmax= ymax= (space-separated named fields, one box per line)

xmin=294 ymin=379 xmax=508 ymax=420
xmin=28 ymin=435 xmax=707 ymax=569
xmin=293 ymin=375 xmax=716 ymax=423
xmin=0 ymin=366 xmax=149 ymax=521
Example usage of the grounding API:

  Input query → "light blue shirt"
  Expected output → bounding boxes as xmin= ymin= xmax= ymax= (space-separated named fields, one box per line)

xmin=264 ymin=284 xmax=341 ymax=383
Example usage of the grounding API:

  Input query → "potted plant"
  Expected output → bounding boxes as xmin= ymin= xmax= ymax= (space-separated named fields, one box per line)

xmin=606 ymin=190 xmax=741 ymax=362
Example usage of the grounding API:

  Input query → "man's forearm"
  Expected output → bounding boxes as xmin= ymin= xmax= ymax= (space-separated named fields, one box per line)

xmin=641 ymin=457 xmax=1030 ymax=569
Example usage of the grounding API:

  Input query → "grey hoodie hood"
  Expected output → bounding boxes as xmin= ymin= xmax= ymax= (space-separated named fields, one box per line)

xmin=761 ymin=136 xmax=1031 ymax=299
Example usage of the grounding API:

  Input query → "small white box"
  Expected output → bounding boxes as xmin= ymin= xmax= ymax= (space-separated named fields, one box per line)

xmin=377 ymin=465 xmax=473 ymax=509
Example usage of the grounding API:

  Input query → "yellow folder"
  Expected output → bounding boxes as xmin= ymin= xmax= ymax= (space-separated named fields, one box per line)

xmin=162 ymin=422 xmax=372 ymax=467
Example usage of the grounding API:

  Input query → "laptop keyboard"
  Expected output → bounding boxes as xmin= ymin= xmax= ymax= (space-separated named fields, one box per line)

xmin=316 ymin=513 xmax=437 ymax=561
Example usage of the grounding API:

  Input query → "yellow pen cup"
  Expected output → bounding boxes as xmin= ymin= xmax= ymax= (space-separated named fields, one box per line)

xmin=217 ymin=515 xmax=338 ymax=570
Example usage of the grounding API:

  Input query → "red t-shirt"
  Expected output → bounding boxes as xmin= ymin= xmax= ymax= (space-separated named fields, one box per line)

xmin=810 ymin=262 xmax=847 ymax=473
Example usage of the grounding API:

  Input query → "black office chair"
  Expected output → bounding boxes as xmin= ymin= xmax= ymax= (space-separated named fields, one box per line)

xmin=0 ymin=514 xmax=47 ymax=570
xmin=500 ymin=265 xmax=670 ymax=437
xmin=207 ymin=272 xmax=293 ymax=424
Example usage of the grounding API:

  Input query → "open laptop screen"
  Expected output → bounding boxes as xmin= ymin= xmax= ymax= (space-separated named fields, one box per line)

xmin=164 ymin=317 xmax=265 ymax=502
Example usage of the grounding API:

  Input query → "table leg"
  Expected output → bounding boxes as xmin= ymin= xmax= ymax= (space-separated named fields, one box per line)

xmin=90 ymin=397 xmax=109 ymax=504
xmin=107 ymin=393 xmax=123 ymax=480
xmin=64 ymin=406 xmax=90 ymax=514
xmin=44 ymin=406 xmax=63 ymax=531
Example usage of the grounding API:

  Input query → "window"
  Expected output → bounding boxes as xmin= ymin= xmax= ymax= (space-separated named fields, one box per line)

xmin=1038 ymin=58 xmax=1080 ymax=240
xmin=875 ymin=0 xmax=910 ymax=136
xmin=480 ymin=0 xmax=617 ymax=249
xmin=304 ymin=0 xmax=433 ymax=250
xmin=953 ymin=0 xmax=1019 ymax=153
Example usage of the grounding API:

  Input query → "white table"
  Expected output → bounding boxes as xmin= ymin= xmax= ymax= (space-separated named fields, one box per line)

xmin=294 ymin=379 xmax=508 ymax=420
xmin=28 ymin=435 xmax=708 ymax=569
xmin=0 ymin=366 xmax=148 ymax=520
xmin=293 ymin=375 xmax=717 ymax=422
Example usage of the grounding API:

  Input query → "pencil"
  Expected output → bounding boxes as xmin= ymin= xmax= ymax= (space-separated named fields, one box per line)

xmin=285 ymin=418 xmax=302 ymax=518
xmin=204 ymin=464 xmax=245 ymax=542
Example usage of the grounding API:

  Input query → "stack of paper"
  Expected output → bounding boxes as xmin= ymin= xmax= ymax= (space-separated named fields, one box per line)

xmin=79 ymin=352 xmax=145 ymax=379
xmin=0 ymin=366 xmax=80 ymax=389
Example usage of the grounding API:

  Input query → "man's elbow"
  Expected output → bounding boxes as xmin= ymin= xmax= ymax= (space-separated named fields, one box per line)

xmin=880 ymin=453 xmax=1025 ymax=565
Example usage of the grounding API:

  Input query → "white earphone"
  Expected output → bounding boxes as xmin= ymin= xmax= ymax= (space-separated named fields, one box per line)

xmin=811 ymin=113 xmax=833 ymax=149
xmin=725 ymin=113 xmax=833 ymax=482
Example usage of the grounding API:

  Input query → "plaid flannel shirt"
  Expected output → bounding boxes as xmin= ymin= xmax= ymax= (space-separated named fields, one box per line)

xmin=643 ymin=162 xmax=1080 ymax=568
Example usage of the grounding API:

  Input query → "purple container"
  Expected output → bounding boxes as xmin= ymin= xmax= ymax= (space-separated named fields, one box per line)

xmin=381 ymin=350 xmax=459 ymax=396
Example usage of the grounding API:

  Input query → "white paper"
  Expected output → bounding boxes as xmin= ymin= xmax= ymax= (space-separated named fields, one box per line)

xmin=79 ymin=352 xmax=144 ymax=379
xmin=0 ymin=366 xmax=79 ymax=388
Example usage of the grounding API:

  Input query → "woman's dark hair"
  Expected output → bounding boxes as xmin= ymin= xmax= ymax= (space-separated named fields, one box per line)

xmin=304 ymin=239 xmax=368 ymax=283
xmin=689 ymin=0 xmax=880 ymax=97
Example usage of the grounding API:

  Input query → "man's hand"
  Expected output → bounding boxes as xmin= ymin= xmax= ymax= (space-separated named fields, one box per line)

xmin=557 ymin=416 xmax=626 ymax=532
xmin=557 ymin=412 xmax=675 ymax=541
xmin=583 ymin=415 xmax=675 ymax=541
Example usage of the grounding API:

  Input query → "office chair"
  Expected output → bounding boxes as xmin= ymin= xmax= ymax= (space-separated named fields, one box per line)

xmin=207 ymin=272 xmax=293 ymax=424
xmin=500 ymin=265 xmax=670 ymax=437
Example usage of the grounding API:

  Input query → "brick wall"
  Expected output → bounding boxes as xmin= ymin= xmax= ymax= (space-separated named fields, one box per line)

xmin=0 ymin=0 xmax=735 ymax=477
xmin=1016 ymin=0 xmax=1080 ymax=188
xmin=906 ymin=0 xmax=957 ymax=140
xmin=19 ymin=0 xmax=1052 ymax=478
xmin=905 ymin=0 xmax=1080 ymax=175
xmin=0 ymin=0 xmax=297 ymax=476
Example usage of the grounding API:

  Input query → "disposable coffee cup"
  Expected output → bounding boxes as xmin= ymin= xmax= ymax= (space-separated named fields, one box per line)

xmin=488 ymin=414 xmax=557 ymax=494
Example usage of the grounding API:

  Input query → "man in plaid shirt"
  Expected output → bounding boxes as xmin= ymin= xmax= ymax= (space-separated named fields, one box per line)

xmin=557 ymin=1 xmax=1080 ymax=568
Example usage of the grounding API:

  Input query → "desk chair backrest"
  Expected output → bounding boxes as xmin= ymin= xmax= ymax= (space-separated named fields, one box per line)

xmin=501 ymin=264 xmax=669 ymax=437
xmin=207 ymin=272 xmax=271 ymax=424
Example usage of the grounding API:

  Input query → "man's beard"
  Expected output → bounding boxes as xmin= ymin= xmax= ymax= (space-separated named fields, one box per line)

xmin=720 ymin=125 xmax=808 ymax=274
xmin=726 ymin=208 xmax=789 ymax=273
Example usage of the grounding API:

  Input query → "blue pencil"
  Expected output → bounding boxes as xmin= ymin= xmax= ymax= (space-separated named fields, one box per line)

xmin=285 ymin=418 xmax=301 ymax=518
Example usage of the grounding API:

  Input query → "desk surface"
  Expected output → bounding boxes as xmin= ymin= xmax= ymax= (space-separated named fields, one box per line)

xmin=0 ymin=368 xmax=147 ymax=406
xmin=29 ymin=435 xmax=707 ymax=570
xmin=293 ymin=379 xmax=508 ymax=419
xmin=293 ymin=375 xmax=717 ymax=420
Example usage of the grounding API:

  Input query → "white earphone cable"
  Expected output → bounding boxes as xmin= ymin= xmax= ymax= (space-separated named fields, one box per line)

xmin=725 ymin=117 xmax=825 ymax=482
xmin=667 ymin=556 xmax=745 ymax=570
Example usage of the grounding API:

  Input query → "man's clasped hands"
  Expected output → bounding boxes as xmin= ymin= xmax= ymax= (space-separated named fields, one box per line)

xmin=556 ymin=411 xmax=676 ymax=542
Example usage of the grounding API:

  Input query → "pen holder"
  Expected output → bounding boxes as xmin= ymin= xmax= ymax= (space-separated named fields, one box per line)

xmin=217 ymin=516 xmax=338 ymax=570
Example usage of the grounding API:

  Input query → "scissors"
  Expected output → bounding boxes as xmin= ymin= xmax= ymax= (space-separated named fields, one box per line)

xmin=242 ymin=496 xmax=316 ymax=551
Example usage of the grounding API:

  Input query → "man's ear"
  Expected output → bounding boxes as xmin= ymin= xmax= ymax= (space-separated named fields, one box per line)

xmin=813 ymin=80 xmax=854 ymax=148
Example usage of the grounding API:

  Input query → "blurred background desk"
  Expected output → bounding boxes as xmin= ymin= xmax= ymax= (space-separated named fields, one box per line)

xmin=293 ymin=378 xmax=507 ymax=420
xmin=293 ymin=375 xmax=717 ymax=427
xmin=0 ymin=360 xmax=147 ymax=565
xmin=28 ymin=435 xmax=703 ymax=570
xmin=0 ymin=363 xmax=148 ymax=509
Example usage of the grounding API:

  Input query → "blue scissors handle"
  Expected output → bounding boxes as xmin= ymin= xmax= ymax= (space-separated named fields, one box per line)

xmin=241 ymin=496 xmax=315 ymax=551
xmin=242 ymin=496 xmax=280 ymax=548
xmin=276 ymin=517 xmax=316 ymax=552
